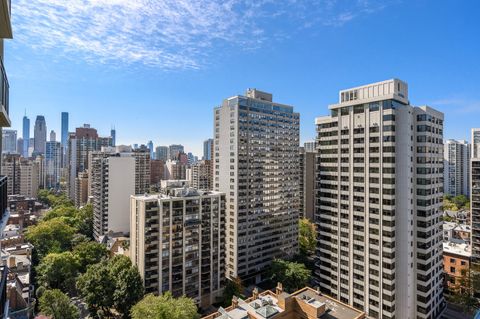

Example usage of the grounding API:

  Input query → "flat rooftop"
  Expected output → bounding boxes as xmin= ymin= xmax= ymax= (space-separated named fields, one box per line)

xmin=443 ymin=242 xmax=471 ymax=257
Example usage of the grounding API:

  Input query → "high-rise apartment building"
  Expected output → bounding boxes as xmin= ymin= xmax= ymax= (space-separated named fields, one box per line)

xmin=471 ymin=159 xmax=480 ymax=264
xmin=2 ymin=129 xmax=16 ymax=153
xmin=164 ymin=159 xmax=186 ymax=180
xmin=214 ymin=88 xmax=300 ymax=283
xmin=304 ymin=140 xmax=316 ymax=152
xmin=155 ymin=146 xmax=168 ymax=162
xmin=90 ymin=150 xmax=133 ymax=239
xmin=314 ymin=79 xmax=445 ymax=319
xmin=45 ymin=140 xmax=62 ymax=189
xmin=22 ymin=115 xmax=30 ymax=158
xmin=299 ymin=146 xmax=315 ymax=221
xmin=34 ymin=154 xmax=46 ymax=189
xmin=130 ymin=184 xmax=225 ymax=308
xmin=1 ymin=154 xmax=20 ymax=195
xmin=75 ymin=171 xmax=89 ymax=207
xmin=1 ymin=154 xmax=39 ymax=197
xmin=444 ymin=139 xmax=470 ymax=196
xmin=203 ymin=138 xmax=213 ymax=160
xmin=150 ymin=159 xmax=165 ymax=187
xmin=168 ymin=144 xmax=184 ymax=160
xmin=67 ymin=125 xmax=100 ymax=200
xmin=187 ymin=160 xmax=213 ymax=191
xmin=16 ymin=137 xmax=23 ymax=156
xmin=33 ymin=115 xmax=47 ymax=155
xmin=472 ymin=128 xmax=480 ymax=159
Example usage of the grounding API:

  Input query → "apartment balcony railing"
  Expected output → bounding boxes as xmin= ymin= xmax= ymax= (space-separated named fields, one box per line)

xmin=0 ymin=57 xmax=10 ymax=127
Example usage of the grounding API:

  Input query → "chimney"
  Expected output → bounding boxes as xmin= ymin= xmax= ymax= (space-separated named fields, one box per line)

xmin=232 ymin=295 xmax=238 ymax=308
xmin=276 ymin=282 xmax=283 ymax=296
xmin=253 ymin=287 xmax=259 ymax=299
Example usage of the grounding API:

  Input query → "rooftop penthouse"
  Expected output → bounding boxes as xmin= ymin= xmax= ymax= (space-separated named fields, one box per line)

xmin=202 ymin=283 xmax=365 ymax=319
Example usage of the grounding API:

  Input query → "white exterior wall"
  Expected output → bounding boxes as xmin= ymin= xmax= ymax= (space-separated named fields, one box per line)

xmin=107 ymin=156 xmax=135 ymax=234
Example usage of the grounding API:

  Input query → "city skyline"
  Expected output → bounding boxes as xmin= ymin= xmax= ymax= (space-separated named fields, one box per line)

xmin=5 ymin=1 xmax=480 ymax=155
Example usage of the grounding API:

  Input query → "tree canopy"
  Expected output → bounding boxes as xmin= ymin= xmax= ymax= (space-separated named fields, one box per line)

xmin=131 ymin=293 xmax=200 ymax=319
xmin=299 ymin=218 xmax=316 ymax=256
xmin=222 ymin=277 xmax=244 ymax=307
xmin=38 ymin=289 xmax=79 ymax=319
xmin=37 ymin=252 xmax=79 ymax=294
xmin=77 ymin=255 xmax=144 ymax=317
xmin=268 ymin=259 xmax=311 ymax=293
xmin=73 ymin=240 xmax=109 ymax=273
xmin=25 ymin=218 xmax=76 ymax=258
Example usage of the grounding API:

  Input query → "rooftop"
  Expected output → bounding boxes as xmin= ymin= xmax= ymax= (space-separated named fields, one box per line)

xmin=443 ymin=242 xmax=471 ymax=258
xmin=202 ymin=284 xmax=365 ymax=319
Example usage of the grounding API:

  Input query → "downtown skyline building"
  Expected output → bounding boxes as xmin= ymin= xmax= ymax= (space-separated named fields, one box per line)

xmin=314 ymin=79 xmax=445 ymax=319
xmin=444 ymin=139 xmax=470 ymax=196
xmin=33 ymin=115 xmax=47 ymax=156
xmin=1 ymin=129 xmax=16 ymax=154
xmin=45 ymin=136 xmax=62 ymax=190
xmin=22 ymin=115 xmax=30 ymax=158
xmin=203 ymin=138 xmax=213 ymax=160
xmin=155 ymin=146 xmax=168 ymax=162
xmin=168 ymin=144 xmax=184 ymax=160
xmin=214 ymin=88 xmax=300 ymax=283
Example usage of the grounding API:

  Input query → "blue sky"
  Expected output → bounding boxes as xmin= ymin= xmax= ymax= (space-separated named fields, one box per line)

xmin=6 ymin=0 xmax=480 ymax=155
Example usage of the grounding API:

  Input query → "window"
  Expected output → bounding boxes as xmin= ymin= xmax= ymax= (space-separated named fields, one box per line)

xmin=450 ymin=267 xmax=456 ymax=274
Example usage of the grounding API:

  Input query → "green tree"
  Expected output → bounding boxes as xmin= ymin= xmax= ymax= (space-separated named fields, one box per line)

xmin=222 ymin=277 xmax=244 ymax=307
xmin=77 ymin=255 xmax=144 ymax=317
xmin=77 ymin=261 xmax=115 ymax=317
xmin=109 ymin=255 xmax=144 ymax=317
xmin=450 ymin=266 xmax=480 ymax=314
xmin=25 ymin=218 xmax=76 ymax=259
xmin=299 ymin=218 xmax=316 ymax=256
xmin=77 ymin=204 xmax=94 ymax=239
xmin=37 ymin=252 xmax=79 ymax=293
xmin=453 ymin=195 xmax=469 ymax=209
xmin=131 ymin=293 xmax=199 ymax=319
xmin=268 ymin=259 xmax=311 ymax=293
xmin=38 ymin=289 xmax=79 ymax=319
xmin=73 ymin=241 xmax=109 ymax=273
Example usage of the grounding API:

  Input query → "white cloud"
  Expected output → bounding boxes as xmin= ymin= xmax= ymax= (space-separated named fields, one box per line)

xmin=13 ymin=0 xmax=392 ymax=70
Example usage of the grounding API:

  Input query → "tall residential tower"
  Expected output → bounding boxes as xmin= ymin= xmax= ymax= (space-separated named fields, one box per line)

xmin=214 ymin=89 xmax=300 ymax=283
xmin=444 ymin=139 xmax=470 ymax=196
xmin=314 ymin=79 xmax=445 ymax=319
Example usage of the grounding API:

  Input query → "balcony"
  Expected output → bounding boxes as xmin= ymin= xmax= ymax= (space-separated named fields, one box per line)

xmin=0 ymin=57 xmax=9 ymax=127
xmin=0 ymin=0 xmax=11 ymax=39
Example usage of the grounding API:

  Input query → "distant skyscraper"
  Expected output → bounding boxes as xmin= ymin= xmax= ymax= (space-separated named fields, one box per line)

xmin=315 ymin=79 xmax=445 ymax=319
xmin=186 ymin=160 xmax=213 ymax=191
xmin=61 ymin=112 xmax=69 ymax=148
xmin=472 ymin=128 xmax=480 ymax=158
xmin=16 ymin=137 xmax=23 ymax=156
xmin=147 ymin=140 xmax=154 ymax=159
xmin=444 ymin=139 xmax=470 ymax=196
xmin=45 ymin=140 xmax=62 ymax=189
xmin=50 ymin=130 xmax=56 ymax=142
xmin=33 ymin=115 xmax=47 ymax=155
xmin=110 ymin=127 xmax=116 ymax=146
xmin=22 ymin=115 xmax=30 ymax=158
xmin=67 ymin=125 xmax=100 ymax=199
xmin=168 ymin=144 xmax=184 ymax=160
xmin=133 ymin=143 xmax=138 ymax=150
xmin=155 ymin=146 xmax=168 ymax=161
xmin=203 ymin=138 xmax=213 ymax=160
xmin=2 ymin=129 xmax=17 ymax=153
xmin=214 ymin=88 xmax=300 ymax=283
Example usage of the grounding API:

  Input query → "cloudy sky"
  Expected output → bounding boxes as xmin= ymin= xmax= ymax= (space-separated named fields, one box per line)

xmin=7 ymin=0 xmax=480 ymax=155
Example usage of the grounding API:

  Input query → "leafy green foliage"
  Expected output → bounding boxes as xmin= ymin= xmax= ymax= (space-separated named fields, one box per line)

xmin=443 ymin=194 xmax=470 ymax=211
xmin=37 ymin=252 xmax=79 ymax=294
xmin=299 ymin=218 xmax=316 ymax=256
xmin=38 ymin=289 xmax=79 ymax=319
xmin=131 ymin=292 xmax=200 ymax=319
xmin=38 ymin=189 xmax=74 ymax=208
xmin=73 ymin=241 xmax=109 ymax=273
xmin=77 ymin=261 xmax=115 ymax=317
xmin=268 ymin=259 xmax=311 ymax=293
xmin=77 ymin=255 xmax=144 ymax=318
xmin=448 ymin=266 xmax=480 ymax=315
xmin=222 ymin=277 xmax=244 ymax=307
xmin=25 ymin=218 xmax=76 ymax=259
